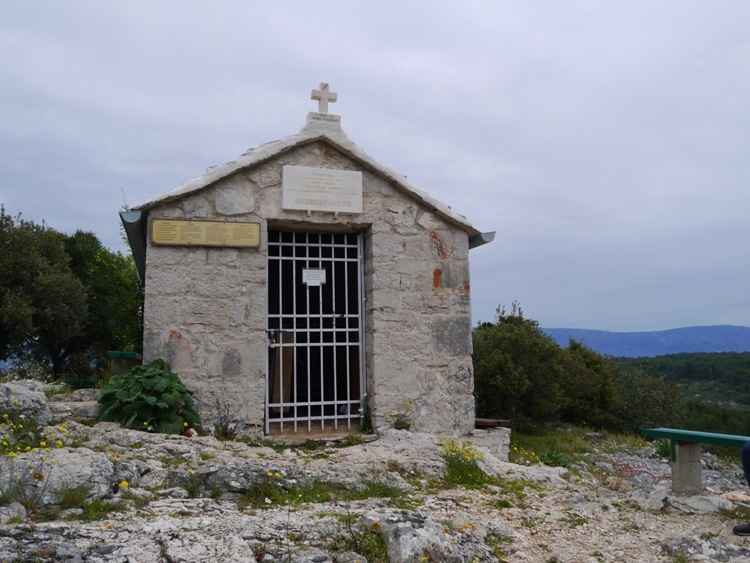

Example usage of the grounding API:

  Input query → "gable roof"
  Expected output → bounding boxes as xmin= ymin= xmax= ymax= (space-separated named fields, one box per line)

xmin=123 ymin=115 xmax=493 ymax=278
xmin=134 ymin=116 xmax=481 ymax=236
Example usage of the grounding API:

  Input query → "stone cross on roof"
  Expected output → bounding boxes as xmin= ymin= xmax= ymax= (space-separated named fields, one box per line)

xmin=311 ymin=83 xmax=338 ymax=114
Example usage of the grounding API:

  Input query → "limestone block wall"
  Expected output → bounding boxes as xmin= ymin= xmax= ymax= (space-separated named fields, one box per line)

xmin=142 ymin=141 xmax=475 ymax=436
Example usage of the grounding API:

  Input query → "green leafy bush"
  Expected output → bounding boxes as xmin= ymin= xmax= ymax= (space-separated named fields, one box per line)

xmin=97 ymin=359 xmax=200 ymax=434
xmin=539 ymin=449 xmax=571 ymax=468
xmin=440 ymin=438 xmax=489 ymax=487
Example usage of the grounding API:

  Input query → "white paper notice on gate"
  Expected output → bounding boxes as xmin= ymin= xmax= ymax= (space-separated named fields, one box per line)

xmin=302 ymin=269 xmax=327 ymax=286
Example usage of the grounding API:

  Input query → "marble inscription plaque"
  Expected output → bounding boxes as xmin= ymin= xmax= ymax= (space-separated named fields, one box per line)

xmin=282 ymin=166 xmax=362 ymax=213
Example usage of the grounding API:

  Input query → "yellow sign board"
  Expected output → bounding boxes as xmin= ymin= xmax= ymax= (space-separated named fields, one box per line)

xmin=151 ymin=219 xmax=260 ymax=248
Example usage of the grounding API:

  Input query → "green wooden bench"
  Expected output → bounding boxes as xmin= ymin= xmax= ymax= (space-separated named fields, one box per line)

xmin=641 ymin=427 xmax=749 ymax=494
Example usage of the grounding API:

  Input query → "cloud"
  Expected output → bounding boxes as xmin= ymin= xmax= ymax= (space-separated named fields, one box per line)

xmin=1 ymin=0 xmax=749 ymax=331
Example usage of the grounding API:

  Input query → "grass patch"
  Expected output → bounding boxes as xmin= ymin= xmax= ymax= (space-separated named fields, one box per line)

xmin=561 ymin=510 xmax=588 ymax=528
xmin=510 ymin=427 xmax=594 ymax=466
xmin=59 ymin=485 xmax=89 ymax=509
xmin=156 ymin=454 xmax=190 ymax=467
xmin=356 ymin=478 xmax=403 ymax=500
xmin=66 ymin=498 xmax=127 ymax=522
xmin=325 ymin=529 xmax=388 ymax=563
xmin=238 ymin=477 xmax=343 ymax=510
xmin=486 ymin=530 xmax=515 ymax=562
xmin=440 ymin=438 xmax=490 ymax=488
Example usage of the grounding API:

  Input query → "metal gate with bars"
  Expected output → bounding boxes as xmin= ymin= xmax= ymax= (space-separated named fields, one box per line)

xmin=266 ymin=231 xmax=365 ymax=435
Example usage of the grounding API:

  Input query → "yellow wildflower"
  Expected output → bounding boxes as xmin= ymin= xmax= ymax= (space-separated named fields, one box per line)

xmin=120 ymin=480 xmax=129 ymax=489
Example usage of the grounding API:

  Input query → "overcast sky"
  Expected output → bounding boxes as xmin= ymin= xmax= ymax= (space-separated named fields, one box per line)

xmin=2 ymin=1 xmax=749 ymax=332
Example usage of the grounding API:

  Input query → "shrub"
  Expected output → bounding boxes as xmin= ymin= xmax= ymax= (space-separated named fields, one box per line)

xmin=97 ymin=359 xmax=201 ymax=434
xmin=440 ymin=438 xmax=489 ymax=487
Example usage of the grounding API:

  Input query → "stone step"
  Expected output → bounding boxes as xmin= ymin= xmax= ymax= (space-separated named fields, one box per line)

xmin=48 ymin=400 xmax=100 ymax=420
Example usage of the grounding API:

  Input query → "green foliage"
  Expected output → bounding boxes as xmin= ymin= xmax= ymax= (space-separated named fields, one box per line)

xmin=356 ymin=476 xmax=404 ymax=501
xmin=473 ymin=303 xmax=567 ymax=421
xmin=64 ymin=497 xmax=127 ymax=522
xmin=681 ymin=399 xmax=750 ymax=436
xmin=64 ymin=230 xmax=143 ymax=379
xmin=611 ymin=365 xmax=684 ymax=432
xmin=0 ymin=207 xmax=142 ymax=378
xmin=360 ymin=403 xmax=373 ymax=434
xmin=653 ymin=438 xmax=672 ymax=459
xmin=393 ymin=412 xmax=411 ymax=430
xmin=473 ymin=303 xmax=617 ymax=426
xmin=325 ymin=529 xmax=388 ymax=563
xmin=510 ymin=427 xmax=594 ymax=467
xmin=440 ymin=438 xmax=489 ymax=487
xmin=97 ymin=359 xmax=201 ymax=434
xmin=614 ymin=352 xmax=750 ymax=406
xmin=539 ymin=449 xmax=571 ymax=468
xmin=240 ymin=473 xmax=341 ymax=509
xmin=339 ymin=432 xmax=365 ymax=447
xmin=59 ymin=485 xmax=90 ymax=509
xmin=558 ymin=340 xmax=617 ymax=426
xmin=0 ymin=413 xmax=49 ymax=456
xmin=0 ymin=207 xmax=88 ymax=376
xmin=486 ymin=530 xmax=516 ymax=562
xmin=473 ymin=302 xmax=687 ymax=433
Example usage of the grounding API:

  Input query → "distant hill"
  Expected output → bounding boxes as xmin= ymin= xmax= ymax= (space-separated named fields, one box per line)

xmin=542 ymin=325 xmax=750 ymax=357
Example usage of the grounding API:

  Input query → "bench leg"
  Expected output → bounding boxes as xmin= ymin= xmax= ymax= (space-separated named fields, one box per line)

xmin=671 ymin=441 xmax=702 ymax=494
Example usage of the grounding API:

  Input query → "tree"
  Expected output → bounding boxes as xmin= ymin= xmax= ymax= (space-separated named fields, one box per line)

xmin=0 ymin=207 xmax=88 ymax=376
xmin=557 ymin=340 xmax=617 ymax=426
xmin=64 ymin=231 xmax=143 ymax=377
xmin=472 ymin=303 xmax=567 ymax=422
xmin=0 ymin=207 xmax=142 ymax=378
xmin=472 ymin=302 xmax=687 ymax=433
xmin=611 ymin=365 xmax=684 ymax=432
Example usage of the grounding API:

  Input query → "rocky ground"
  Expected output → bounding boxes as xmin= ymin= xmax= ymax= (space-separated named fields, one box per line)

xmin=2 ymin=383 xmax=750 ymax=562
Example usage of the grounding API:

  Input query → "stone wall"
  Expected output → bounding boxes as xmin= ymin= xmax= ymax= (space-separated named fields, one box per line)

xmin=143 ymin=141 xmax=475 ymax=436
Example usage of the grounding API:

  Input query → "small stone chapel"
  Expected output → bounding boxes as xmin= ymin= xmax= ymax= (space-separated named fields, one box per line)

xmin=121 ymin=84 xmax=494 ymax=439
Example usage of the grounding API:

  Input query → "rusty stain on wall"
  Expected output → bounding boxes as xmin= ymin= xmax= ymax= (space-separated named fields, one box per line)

xmin=429 ymin=231 xmax=448 ymax=259
xmin=433 ymin=268 xmax=442 ymax=288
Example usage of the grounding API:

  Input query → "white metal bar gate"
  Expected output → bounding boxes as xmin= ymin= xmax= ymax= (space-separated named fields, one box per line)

xmin=266 ymin=231 xmax=365 ymax=435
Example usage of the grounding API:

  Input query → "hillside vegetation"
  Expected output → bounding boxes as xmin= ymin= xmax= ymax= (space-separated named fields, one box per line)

xmin=472 ymin=303 xmax=683 ymax=434
xmin=475 ymin=303 xmax=750 ymax=438
xmin=612 ymin=352 xmax=750 ymax=436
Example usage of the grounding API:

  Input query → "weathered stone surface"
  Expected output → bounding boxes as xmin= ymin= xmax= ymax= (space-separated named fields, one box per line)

xmin=0 ymin=502 xmax=25 ymax=524
xmin=141 ymin=127 xmax=478 ymax=437
xmin=47 ymin=400 xmax=99 ymax=420
xmin=361 ymin=508 xmax=464 ymax=562
xmin=0 ymin=380 xmax=53 ymax=425
xmin=468 ymin=427 xmax=511 ymax=461
xmin=0 ymin=448 xmax=115 ymax=506
xmin=215 ymin=182 xmax=256 ymax=215
xmin=3 ymin=396 xmax=750 ymax=563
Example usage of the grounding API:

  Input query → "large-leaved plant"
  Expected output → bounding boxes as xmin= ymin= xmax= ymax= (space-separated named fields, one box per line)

xmin=97 ymin=359 xmax=201 ymax=434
